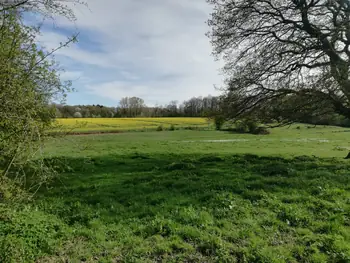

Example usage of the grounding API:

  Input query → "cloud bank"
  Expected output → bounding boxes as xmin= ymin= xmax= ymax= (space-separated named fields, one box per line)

xmin=38 ymin=0 xmax=223 ymax=106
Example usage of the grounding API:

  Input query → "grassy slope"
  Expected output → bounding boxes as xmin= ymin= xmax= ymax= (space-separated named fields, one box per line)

xmin=1 ymin=125 xmax=350 ymax=262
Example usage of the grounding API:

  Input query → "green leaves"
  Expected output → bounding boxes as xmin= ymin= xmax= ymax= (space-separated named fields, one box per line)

xmin=0 ymin=11 xmax=74 ymax=196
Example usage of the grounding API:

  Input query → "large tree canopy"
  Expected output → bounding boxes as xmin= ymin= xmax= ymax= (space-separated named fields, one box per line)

xmin=208 ymin=0 xmax=350 ymax=122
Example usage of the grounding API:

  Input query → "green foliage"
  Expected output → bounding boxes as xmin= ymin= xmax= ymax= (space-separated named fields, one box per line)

xmin=0 ymin=12 xmax=74 ymax=196
xmin=246 ymin=120 xmax=258 ymax=133
xmin=0 ymin=204 xmax=69 ymax=262
xmin=234 ymin=119 xmax=269 ymax=134
xmin=54 ymin=95 xmax=222 ymax=118
xmin=73 ymin=112 xmax=82 ymax=118
xmin=156 ymin=125 xmax=164 ymax=131
xmin=235 ymin=120 xmax=249 ymax=133
xmin=252 ymin=126 xmax=270 ymax=135
xmin=2 ymin=127 xmax=350 ymax=261
xmin=214 ymin=115 xmax=225 ymax=130
xmin=169 ymin=124 xmax=176 ymax=131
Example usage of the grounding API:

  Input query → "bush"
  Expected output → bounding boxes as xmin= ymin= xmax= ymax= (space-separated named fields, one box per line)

xmin=214 ymin=116 xmax=225 ymax=130
xmin=235 ymin=119 xmax=263 ymax=134
xmin=156 ymin=125 xmax=163 ymax=131
xmin=0 ymin=13 xmax=73 ymax=198
xmin=246 ymin=120 xmax=258 ymax=133
xmin=235 ymin=120 xmax=249 ymax=133
xmin=73 ymin=112 xmax=82 ymax=118
xmin=169 ymin=125 xmax=175 ymax=131
xmin=252 ymin=126 xmax=270 ymax=135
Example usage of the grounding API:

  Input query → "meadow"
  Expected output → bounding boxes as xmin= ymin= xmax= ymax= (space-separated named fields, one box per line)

xmin=53 ymin=118 xmax=212 ymax=134
xmin=1 ymin=124 xmax=350 ymax=262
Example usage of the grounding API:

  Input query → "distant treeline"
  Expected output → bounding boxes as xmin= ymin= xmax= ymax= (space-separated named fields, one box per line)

xmin=53 ymin=96 xmax=221 ymax=118
xmin=52 ymin=95 xmax=350 ymax=127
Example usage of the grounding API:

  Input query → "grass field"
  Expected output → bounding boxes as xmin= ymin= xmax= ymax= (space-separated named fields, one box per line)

xmin=1 ymin=124 xmax=350 ymax=262
xmin=53 ymin=118 xmax=212 ymax=134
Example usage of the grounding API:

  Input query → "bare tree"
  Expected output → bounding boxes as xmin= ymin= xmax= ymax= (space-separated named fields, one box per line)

xmin=119 ymin=97 xmax=129 ymax=117
xmin=0 ymin=0 xmax=86 ymax=21
xmin=207 ymin=0 xmax=350 ymax=124
xmin=118 ymin=97 xmax=145 ymax=117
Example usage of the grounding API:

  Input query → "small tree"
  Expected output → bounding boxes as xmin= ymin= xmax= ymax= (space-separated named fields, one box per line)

xmin=73 ymin=112 xmax=82 ymax=118
xmin=0 ymin=3 xmax=81 ymax=198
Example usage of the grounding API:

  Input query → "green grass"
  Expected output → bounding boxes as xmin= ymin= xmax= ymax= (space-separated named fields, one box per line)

xmin=1 ymin=125 xmax=350 ymax=262
xmin=45 ymin=124 xmax=350 ymax=158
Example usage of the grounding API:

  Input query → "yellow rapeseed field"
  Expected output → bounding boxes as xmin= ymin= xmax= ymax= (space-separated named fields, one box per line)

xmin=53 ymin=117 xmax=212 ymax=133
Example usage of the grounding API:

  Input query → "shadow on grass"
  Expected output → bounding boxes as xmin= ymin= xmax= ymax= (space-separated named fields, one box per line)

xmin=9 ymin=153 xmax=347 ymax=262
xmin=36 ymin=153 xmax=350 ymax=225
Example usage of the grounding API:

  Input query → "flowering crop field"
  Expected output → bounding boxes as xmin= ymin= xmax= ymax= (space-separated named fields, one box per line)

xmin=53 ymin=117 xmax=212 ymax=134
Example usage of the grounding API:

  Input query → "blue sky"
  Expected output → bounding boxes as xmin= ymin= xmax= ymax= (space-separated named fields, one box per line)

xmin=36 ymin=0 xmax=223 ymax=106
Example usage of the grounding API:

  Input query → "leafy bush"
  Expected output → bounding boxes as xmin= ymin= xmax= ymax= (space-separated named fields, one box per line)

xmin=246 ymin=120 xmax=258 ymax=133
xmin=214 ymin=116 xmax=225 ymax=130
xmin=235 ymin=119 xmax=267 ymax=134
xmin=235 ymin=120 xmax=249 ymax=133
xmin=156 ymin=125 xmax=163 ymax=131
xmin=169 ymin=124 xmax=176 ymax=131
xmin=0 ymin=11 xmax=75 ymax=199
xmin=252 ymin=126 xmax=270 ymax=135
xmin=73 ymin=112 xmax=82 ymax=118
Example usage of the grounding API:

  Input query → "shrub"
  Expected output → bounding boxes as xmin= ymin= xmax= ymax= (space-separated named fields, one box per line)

xmin=214 ymin=116 xmax=225 ymax=130
xmin=235 ymin=120 xmax=249 ymax=133
xmin=156 ymin=125 xmax=163 ymax=131
xmin=73 ymin=112 xmax=82 ymax=118
xmin=0 ymin=13 xmax=74 ymax=199
xmin=252 ymin=127 xmax=270 ymax=135
xmin=169 ymin=125 xmax=175 ymax=131
xmin=235 ymin=119 xmax=264 ymax=134
xmin=246 ymin=120 xmax=258 ymax=133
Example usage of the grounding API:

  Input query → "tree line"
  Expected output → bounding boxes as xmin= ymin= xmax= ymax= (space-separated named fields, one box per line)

xmin=53 ymin=95 xmax=221 ymax=118
xmin=52 ymin=94 xmax=350 ymax=127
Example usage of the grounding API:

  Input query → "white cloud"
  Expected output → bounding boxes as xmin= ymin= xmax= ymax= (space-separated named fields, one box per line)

xmin=39 ymin=0 xmax=224 ymax=105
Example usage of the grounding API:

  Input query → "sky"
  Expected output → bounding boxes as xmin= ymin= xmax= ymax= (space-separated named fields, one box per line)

xmin=35 ymin=0 xmax=224 ymax=107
